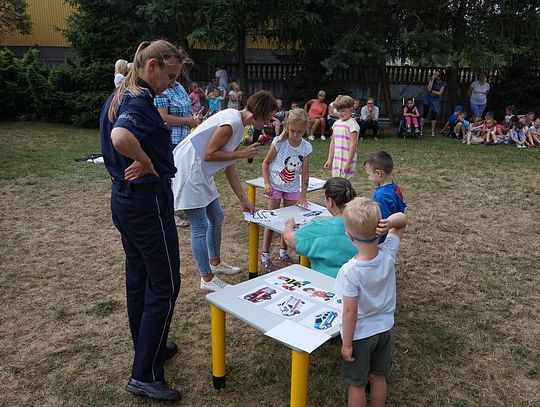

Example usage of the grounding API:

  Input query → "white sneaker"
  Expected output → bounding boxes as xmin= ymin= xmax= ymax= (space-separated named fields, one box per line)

xmin=211 ymin=261 xmax=241 ymax=275
xmin=308 ymin=135 xmax=315 ymax=141
xmin=200 ymin=276 xmax=229 ymax=291
xmin=320 ymin=135 xmax=326 ymax=141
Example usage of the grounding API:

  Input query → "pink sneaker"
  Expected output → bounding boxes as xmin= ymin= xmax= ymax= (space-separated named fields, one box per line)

xmin=261 ymin=257 xmax=277 ymax=272
xmin=279 ymin=253 xmax=296 ymax=266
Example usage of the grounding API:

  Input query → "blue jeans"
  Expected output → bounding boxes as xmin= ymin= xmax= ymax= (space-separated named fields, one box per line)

xmin=184 ymin=198 xmax=224 ymax=276
xmin=470 ymin=102 xmax=486 ymax=117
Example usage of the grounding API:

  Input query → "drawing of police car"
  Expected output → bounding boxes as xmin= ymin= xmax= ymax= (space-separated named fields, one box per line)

xmin=278 ymin=296 xmax=305 ymax=316
xmin=244 ymin=287 xmax=277 ymax=303
xmin=314 ymin=311 xmax=338 ymax=330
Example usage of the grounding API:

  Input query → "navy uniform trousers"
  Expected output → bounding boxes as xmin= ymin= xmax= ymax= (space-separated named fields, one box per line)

xmin=111 ymin=182 xmax=180 ymax=382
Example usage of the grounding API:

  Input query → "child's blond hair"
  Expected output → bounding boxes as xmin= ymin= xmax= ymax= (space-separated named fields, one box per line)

xmin=278 ymin=108 xmax=308 ymax=142
xmin=343 ymin=197 xmax=381 ymax=240
xmin=333 ymin=95 xmax=355 ymax=110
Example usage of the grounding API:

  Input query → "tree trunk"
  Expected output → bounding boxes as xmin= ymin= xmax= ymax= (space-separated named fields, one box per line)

xmin=377 ymin=57 xmax=394 ymax=124
xmin=237 ymin=30 xmax=248 ymax=97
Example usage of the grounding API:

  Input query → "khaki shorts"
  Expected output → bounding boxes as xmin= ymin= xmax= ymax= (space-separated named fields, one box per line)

xmin=341 ymin=329 xmax=393 ymax=387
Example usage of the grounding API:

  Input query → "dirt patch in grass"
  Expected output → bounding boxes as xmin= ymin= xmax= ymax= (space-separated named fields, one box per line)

xmin=0 ymin=123 xmax=539 ymax=406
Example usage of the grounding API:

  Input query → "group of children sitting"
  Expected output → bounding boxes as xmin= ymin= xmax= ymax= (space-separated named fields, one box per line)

xmin=441 ymin=105 xmax=540 ymax=148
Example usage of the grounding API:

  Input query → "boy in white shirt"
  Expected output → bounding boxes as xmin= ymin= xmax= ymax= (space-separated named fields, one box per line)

xmin=335 ymin=197 xmax=407 ymax=407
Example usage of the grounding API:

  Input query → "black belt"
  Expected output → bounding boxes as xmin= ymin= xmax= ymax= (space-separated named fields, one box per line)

xmin=111 ymin=177 xmax=171 ymax=192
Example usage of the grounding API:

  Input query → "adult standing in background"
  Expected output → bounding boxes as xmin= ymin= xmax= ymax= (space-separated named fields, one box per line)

xmin=155 ymin=77 xmax=202 ymax=227
xmin=359 ymin=98 xmax=380 ymax=141
xmin=215 ymin=65 xmax=228 ymax=109
xmin=100 ymin=40 xmax=188 ymax=402
xmin=421 ymin=69 xmax=447 ymax=137
xmin=114 ymin=59 xmax=128 ymax=88
xmin=172 ymin=91 xmax=278 ymax=291
xmin=469 ymin=73 xmax=490 ymax=118
xmin=305 ymin=90 xmax=328 ymax=140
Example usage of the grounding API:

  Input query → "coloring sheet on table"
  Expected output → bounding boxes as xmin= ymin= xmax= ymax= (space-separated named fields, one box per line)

xmin=243 ymin=210 xmax=283 ymax=225
xmin=264 ymin=272 xmax=312 ymax=293
xmin=239 ymin=285 xmax=282 ymax=306
xmin=299 ymin=307 xmax=342 ymax=336
xmin=296 ymin=285 xmax=337 ymax=303
xmin=264 ymin=294 xmax=315 ymax=318
xmin=327 ymin=296 xmax=343 ymax=309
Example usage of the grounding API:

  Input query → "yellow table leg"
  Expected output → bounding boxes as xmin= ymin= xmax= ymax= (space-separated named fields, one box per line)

xmin=290 ymin=350 xmax=310 ymax=407
xmin=299 ymin=256 xmax=310 ymax=268
xmin=210 ymin=305 xmax=226 ymax=390
xmin=247 ymin=184 xmax=259 ymax=279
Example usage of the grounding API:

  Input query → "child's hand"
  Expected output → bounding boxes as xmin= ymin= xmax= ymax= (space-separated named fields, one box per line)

xmin=341 ymin=344 xmax=354 ymax=362
xmin=285 ymin=217 xmax=296 ymax=231
xmin=344 ymin=164 xmax=351 ymax=174
xmin=376 ymin=218 xmax=391 ymax=236
xmin=264 ymin=184 xmax=273 ymax=197
xmin=297 ymin=197 xmax=308 ymax=208
xmin=323 ymin=160 xmax=330 ymax=169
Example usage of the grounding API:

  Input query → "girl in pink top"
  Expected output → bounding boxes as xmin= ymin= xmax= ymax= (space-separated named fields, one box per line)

xmin=189 ymin=82 xmax=205 ymax=115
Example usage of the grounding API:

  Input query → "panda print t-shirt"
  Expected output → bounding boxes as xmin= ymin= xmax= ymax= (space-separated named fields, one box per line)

xmin=269 ymin=136 xmax=313 ymax=193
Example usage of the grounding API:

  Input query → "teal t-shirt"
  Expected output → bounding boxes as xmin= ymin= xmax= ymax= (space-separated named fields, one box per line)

xmin=295 ymin=216 xmax=358 ymax=278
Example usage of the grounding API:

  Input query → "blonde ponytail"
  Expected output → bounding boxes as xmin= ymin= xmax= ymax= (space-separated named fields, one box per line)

xmin=107 ymin=40 xmax=190 ymax=122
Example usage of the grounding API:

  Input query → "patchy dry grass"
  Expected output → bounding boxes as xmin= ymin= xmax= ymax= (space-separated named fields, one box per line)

xmin=0 ymin=121 xmax=538 ymax=406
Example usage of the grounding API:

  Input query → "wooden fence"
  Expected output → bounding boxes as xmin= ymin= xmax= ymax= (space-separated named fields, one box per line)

xmin=192 ymin=63 xmax=532 ymax=122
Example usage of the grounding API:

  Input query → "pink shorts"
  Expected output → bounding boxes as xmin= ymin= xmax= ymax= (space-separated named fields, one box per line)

xmin=268 ymin=189 xmax=300 ymax=201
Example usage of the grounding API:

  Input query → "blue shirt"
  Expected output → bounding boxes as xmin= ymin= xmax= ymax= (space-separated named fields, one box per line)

xmin=154 ymin=81 xmax=191 ymax=145
xmin=448 ymin=114 xmax=459 ymax=125
xmin=295 ymin=216 xmax=358 ymax=278
xmin=100 ymin=79 xmax=176 ymax=183
xmin=373 ymin=182 xmax=407 ymax=243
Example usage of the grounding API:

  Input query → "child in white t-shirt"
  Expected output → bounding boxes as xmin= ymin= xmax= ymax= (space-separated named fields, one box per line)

xmin=261 ymin=108 xmax=312 ymax=271
xmin=335 ymin=197 xmax=407 ymax=407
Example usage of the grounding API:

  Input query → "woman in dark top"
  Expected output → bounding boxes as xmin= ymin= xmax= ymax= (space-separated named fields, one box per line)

xmin=421 ymin=70 xmax=446 ymax=137
xmin=99 ymin=40 xmax=189 ymax=402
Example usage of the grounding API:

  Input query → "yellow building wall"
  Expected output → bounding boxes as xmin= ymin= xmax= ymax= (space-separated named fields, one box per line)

xmin=0 ymin=0 xmax=73 ymax=47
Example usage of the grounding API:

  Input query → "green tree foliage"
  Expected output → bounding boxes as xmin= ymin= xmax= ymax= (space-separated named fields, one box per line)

xmin=63 ymin=0 xmax=153 ymax=64
xmin=0 ymin=0 xmax=32 ymax=36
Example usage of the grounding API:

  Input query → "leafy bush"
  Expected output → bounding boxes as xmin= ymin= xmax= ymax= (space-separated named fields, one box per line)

xmin=0 ymin=48 xmax=112 ymax=127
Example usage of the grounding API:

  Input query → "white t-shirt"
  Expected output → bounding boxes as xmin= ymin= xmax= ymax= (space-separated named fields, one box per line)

xmin=269 ymin=137 xmax=312 ymax=193
xmin=114 ymin=73 xmax=125 ymax=88
xmin=228 ymin=90 xmax=240 ymax=110
xmin=360 ymin=105 xmax=379 ymax=121
xmin=470 ymin=80 xmax=490 ymax=105
xmin=172 ymin=109 xmax=244 ymax=210
xmin=215 ymin=69 xmax=228 ymax=92
xmin=334 ymin=233 xmax=400 ymax=340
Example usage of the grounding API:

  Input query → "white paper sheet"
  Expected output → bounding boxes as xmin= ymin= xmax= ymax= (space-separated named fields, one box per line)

xmin=264 ymin=320 xmax=331 ymax=353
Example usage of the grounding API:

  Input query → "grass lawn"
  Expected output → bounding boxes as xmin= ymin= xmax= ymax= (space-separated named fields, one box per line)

xmin=0 ymin=121 xmax=539 ymax=406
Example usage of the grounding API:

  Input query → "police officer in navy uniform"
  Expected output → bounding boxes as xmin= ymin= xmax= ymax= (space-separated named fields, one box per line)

xmin=99 ymin=40 xmax=188 ymax=402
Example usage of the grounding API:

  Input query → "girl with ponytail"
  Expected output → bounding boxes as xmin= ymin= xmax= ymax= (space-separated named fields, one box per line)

xmin=283 ymin=177 xmax=359 ymax=278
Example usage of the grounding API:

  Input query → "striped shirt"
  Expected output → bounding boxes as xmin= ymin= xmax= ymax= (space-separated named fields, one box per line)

xmin=154 ymin=82 xmax=191 ymax=145
xmin=331 ymin=118 xmax=360 ymax=179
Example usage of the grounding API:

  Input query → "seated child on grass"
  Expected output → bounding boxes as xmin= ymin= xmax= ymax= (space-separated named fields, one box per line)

xmin=335 ymin=197 xmax=407 ymax=407
xmin=441 ymin=105 xmax=464 ymax=137
xmin=464 ymin=116 xmax=484 ymax=145
xmin=363 ymin=151 xmax=407 ymax=243
xmin=526 ymin=117 xmax=540 ymax=147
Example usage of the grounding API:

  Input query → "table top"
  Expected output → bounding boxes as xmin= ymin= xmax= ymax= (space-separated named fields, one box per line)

xmin=246 ymin=176 xmax=326 ymax=192
xmin=243 ymin=202 xmax=332 ymax=234
xmin=206 ymin=265 xmax=342 ymax=352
